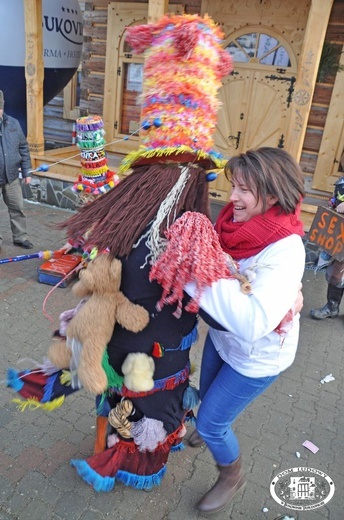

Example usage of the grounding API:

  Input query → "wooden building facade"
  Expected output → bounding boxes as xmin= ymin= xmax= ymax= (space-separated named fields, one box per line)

xmin=28 ymin=0 xmax=344 ymax=228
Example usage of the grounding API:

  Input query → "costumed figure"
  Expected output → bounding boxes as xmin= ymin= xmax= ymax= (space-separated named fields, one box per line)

xmin=310 ymin=176 xmax=344 ymax=319
xmin=7 ymin=14 xmax=233 ymax=491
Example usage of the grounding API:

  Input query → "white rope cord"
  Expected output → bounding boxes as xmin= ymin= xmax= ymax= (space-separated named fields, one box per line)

xmin=140 ymin=165 xmax=191 ymax=267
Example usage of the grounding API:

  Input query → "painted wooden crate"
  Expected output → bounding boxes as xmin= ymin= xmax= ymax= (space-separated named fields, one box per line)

xmin=38 ymin=254 xmax=82 ymax=288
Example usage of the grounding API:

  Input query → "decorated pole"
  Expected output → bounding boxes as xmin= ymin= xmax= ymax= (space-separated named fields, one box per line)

xmin=0 ymin=250 xmax=62 ymax=265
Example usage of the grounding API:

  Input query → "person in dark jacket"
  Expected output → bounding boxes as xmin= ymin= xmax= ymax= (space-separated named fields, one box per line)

xmin=0 ymin=90 xmax=33 ymax=250
xmin=310 ymin=176 xmax=344 ymax=319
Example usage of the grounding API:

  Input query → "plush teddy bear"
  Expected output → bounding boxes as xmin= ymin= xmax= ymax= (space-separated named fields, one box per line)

xmin=47 ymin=254 xmax=149 ymax=395
xmin=48 ymin=300 xmax=87 ymax=370
xmin=121 ymin=352 xmax=155 ymax=392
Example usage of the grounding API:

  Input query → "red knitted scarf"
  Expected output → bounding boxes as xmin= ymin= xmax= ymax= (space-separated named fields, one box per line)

xmin=215 ymin=203 xmax=304 ymax=261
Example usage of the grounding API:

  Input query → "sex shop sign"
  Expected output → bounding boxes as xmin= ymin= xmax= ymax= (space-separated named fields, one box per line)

xmin=308 ymin=206 xmax=344 ymax=261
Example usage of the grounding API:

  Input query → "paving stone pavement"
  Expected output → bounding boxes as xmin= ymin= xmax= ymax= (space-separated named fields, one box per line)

xmin=1 ymin=200 xmax=343 ymax=520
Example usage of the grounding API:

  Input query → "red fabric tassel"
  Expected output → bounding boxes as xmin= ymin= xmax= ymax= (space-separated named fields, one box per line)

xmin=125 ymin=25 xmax=154 ymax=55
xmin=152 ymin=342 xmax=164 ymax=358
xmin=150 ymin=212 xmax=232 ymax=314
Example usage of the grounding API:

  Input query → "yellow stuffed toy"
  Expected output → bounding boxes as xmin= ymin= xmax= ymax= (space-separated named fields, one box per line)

xmin=121 ymin=352 xmax=155 ymax=392
xmin=48 ymin=254 xmax=149 ymax=395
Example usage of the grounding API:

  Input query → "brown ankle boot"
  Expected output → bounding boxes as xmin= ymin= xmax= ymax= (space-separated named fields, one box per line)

xmin=188 ymin=429 xmax=205 ymax=447
xmin=196 ymin=456 xmax=246 ymax=514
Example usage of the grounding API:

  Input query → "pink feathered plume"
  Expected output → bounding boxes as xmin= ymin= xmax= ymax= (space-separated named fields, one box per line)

xmin=174 ymin=22 xmax=201 ymax=58
xmin=218 ymin=50 xmax=234 ymax=77
xmin=125 ymin=24 xmax=154 ymax=55
xmin=149 ymin=212 xmax=235 ymax=317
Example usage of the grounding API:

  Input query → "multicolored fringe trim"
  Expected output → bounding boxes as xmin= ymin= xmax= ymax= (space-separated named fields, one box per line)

xmin=71 ymin=459 xmax=167 ymax=492
xmin=119 ymin=145 xmax=226 ymax=174
xmin=7 ymin=323 xmax=198 ymax=413
xmin=100 ymin=323 xmax=197 ymax=404
xmin=118 ymin=362 xmax=190 ymax=399
xmin=70 ymin=426 xmax=183 ymax=491
xmin=74 ymin=169 xmax=118 ymax=195
xmin=170 ymin=442 xmax=185 ymax=453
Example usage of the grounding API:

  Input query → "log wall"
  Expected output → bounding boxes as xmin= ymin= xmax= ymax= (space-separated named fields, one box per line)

xmin=300 ymin=0 xmax=344 ymax=193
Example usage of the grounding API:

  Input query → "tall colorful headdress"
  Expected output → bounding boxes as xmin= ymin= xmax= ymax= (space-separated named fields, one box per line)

xmin=74 ymin=115 xmax=119 ymax=199
xmin=53 ymin=14 xmax=233 ymax=264
xmin=119 ymin=14 xmax=233 ymax=174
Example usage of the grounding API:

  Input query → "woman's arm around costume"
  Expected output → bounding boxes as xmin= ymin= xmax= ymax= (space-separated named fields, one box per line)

xmin=185 ymin=234 xmax=305 ymax=342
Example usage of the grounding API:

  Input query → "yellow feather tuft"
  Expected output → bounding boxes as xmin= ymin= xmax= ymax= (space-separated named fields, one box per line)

xmin=12 ymin=396 xmax=65 ymax=412
xmin=60 ymin=370 xmax=72 ymax=386
xmin=42 ymin=250 xmax=53 ymax=260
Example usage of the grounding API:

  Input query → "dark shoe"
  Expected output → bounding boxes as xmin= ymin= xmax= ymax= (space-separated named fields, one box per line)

xmin=188 ymin=429 xmax=205 ymax=448
xmin=196 ymin=456 xmax=246 ymax=514
xmin=13 ymin=240 xmax=33 ymax=249
xmin=310 ymin=284 xmax=343 ymax=319
xmin=310 ymin=303 xmax=339 ymax=319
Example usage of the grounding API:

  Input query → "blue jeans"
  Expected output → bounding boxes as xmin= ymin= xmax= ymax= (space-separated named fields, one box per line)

xmin=196 ymin=333 xmax=278 ymax=465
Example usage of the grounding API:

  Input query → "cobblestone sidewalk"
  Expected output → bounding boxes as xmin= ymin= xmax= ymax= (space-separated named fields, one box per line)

xmin=1 ymin=200 xmax=343 ymax=520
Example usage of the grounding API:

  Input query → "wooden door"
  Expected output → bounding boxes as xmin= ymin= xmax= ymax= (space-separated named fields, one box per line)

xmin=211 ymin=72 xmax=247 ymax=201
xmin=210 ymin=29 xmax=297 ymax=201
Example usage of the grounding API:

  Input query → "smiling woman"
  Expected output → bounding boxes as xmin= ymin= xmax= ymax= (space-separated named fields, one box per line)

xmin=184 ymin=146 xmax=306 ymax=514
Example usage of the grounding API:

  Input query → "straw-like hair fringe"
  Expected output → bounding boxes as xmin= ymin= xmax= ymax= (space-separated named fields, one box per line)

xmin=58 ymin=163 xmax=210 ymax=257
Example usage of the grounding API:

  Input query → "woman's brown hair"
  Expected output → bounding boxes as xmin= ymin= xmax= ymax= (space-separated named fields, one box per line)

xmin=225 ymin=147 xmax=305 ymax=214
